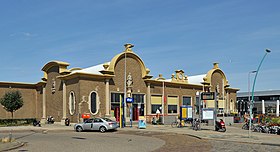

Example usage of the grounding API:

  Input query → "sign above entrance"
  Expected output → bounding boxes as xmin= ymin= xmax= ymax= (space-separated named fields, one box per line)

xmin=126 ymin=97 xmax=134 ymax=103
xmin=201 ymin=92 xmax=215 ymax=100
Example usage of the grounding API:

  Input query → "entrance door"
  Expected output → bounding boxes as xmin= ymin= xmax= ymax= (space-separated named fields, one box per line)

xmin=111 ymin=93 xmax=124 ymax=122
xmin=132 ymin=94 xmax=145 ymax=121
xmin=132 ymin=103 xmax=144 ymax=120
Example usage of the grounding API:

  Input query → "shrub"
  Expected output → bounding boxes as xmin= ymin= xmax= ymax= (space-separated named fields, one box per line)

xmin=0 ymin=118 xmax=36 ymax=126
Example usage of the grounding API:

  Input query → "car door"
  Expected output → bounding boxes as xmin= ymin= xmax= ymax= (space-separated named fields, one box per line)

xmin=83 ymin=119 xmax=93 ymax=130
xmin=92 ymin=118 xmax=103 ymax=130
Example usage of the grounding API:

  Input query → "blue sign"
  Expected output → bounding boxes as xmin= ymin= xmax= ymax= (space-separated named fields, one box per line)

xmin=126 ymin=97 xmax=134 ymax=103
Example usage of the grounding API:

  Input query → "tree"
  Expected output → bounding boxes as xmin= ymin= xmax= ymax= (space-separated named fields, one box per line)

xmin=0 ymin=91 xmax=24 ymax=118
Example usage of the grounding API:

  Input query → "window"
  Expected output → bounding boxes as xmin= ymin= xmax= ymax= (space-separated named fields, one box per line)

xmin=111 ymin=93 xmax=124 ymax=111
xmin=69 ymin=91 xmax=75 ymax=115
xmin=132 ymin=94 xmax=145 ymax=116
xmin=111 ymin=93 xmax=124 ymax=103
xmin=168 ymin=96 xmax=178 ymax=114
xmin=151 ymin=95 xmax=162 ymax=114
xmin=183 ymin=96 xmax=191 ymax=106
xmin=93 ymin=118 xmax=103 ymax=123
xmin=168 ymin=105 xmax=177 ymax=113
xmin=85 ymin=119 xmax=93 ymax=123
xmin=152 ymin=105 xmax=162 ymax=114
xmin=195 ymin=96 xmax=200 ymax=114
xmin=132 ymin=94 xmax=144 ymax=103
xmin=90 ymin=92 xmax=99 ymax=114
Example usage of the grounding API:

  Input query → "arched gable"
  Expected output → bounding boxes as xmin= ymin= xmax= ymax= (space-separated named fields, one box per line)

xmin=41 ymin=61 xmax=70 ymax=81
xmin=203 ymin=63 xmax=229 ymax=87
xmin=106 ymin=45 xmax=151 ymax=79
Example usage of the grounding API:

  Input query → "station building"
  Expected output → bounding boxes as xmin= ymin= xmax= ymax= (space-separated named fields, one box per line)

xmin=0 ymin=44 xmax=239 ymax=124
xmin=237 ymin=90 xmax=280 ymax=115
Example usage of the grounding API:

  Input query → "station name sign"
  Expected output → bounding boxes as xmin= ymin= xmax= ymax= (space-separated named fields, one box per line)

xmin=201 ymin=92 xmax=215 ymax=100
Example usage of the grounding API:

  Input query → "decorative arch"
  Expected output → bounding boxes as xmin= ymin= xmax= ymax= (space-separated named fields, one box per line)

xmin=107 ymin=51 xmax=150 ymax=78
xmin=203 ymin=63 xmax=229 ymax=87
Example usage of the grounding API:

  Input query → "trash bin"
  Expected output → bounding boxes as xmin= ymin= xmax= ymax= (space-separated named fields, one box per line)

xmin=138 ymin=116 xmax=146 ymax=129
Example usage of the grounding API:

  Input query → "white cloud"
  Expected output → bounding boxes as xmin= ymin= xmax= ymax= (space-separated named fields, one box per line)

xmin=9 ymin=32 xmax=37 ymax=38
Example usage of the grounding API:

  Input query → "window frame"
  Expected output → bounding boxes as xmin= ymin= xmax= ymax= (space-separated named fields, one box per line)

xmin=182 ymin=96 xmax=192 ymax=106
xmin=167 ymin=96 xmax=178 ymax=114
xmin=68 ymin=91 xmax=76 ymax=115
xmin=89 ymin=91 xmax=100 ymax=115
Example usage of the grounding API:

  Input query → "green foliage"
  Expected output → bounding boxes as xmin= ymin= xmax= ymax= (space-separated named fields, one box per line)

xmin=271 ymin=117 xmax=280 ymax=125
xmin=0 ymin=91 xmax=24 ymax=118
xmin=0 ymin=118 xmax=36 ymax=126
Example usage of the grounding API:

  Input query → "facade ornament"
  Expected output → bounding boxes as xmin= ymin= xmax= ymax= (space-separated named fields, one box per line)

xmin=156 ymin=74 xmax=166 ymax=80
xmin=124 ymin=43 xmax=134 ymax=52
xmin=216 ymin=84 xmax=219 ymax=93
xmin=203 ymin=77 xmax=207 ymax=82
xmin=146 ymin=68 xmax=150 ymax=75
xmin=103 ymin=62 xmax=110 ymax=70
xmin=171 ymin=73 xmax=175 ymax=81
xmin=216 ymin=84 xmax=220 ymax=97
xmin=213 ymin=62 xmax=219 ymax=69
xmin=184 ymin=75 xmax=188 ymax=82
xmin=127 ymin=73 xmax=133 ymax=87
xmin=127 ymin=73 xmax=133 ymax=98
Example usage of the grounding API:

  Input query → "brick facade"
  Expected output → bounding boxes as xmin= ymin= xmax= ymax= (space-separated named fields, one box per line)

xmin=0 ymin=44 xmax=239 ymax=123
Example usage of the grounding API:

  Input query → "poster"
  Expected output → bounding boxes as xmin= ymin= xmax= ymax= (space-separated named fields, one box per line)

xmin=180 ymin=106 xmax=193 ymax=120
xmin=187 ymin=106 xmax=192 ymax=118
xmin=202 ymin=109 xmax=214 ymax=120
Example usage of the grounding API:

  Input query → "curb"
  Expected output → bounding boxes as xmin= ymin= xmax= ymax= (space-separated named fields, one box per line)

xmin=261 ymin=142 xmax=280 ymax=147
xmin=0 ymin=141 xmax=25 ymax=152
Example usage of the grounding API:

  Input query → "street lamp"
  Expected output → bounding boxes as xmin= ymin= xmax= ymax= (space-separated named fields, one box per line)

xmin=123 ymin=50 xmax=127 ymax=128
xmin=249 ymin=49 xmax=271 ymax=137
xmin=248 ymin=71 xmax=257 ymax=106
xmin=248 ymin=70 xmax=256 ymax=136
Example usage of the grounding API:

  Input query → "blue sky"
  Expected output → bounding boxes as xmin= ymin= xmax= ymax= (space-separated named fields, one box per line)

xmin=0 ymin=0 xmax=279 ymax=92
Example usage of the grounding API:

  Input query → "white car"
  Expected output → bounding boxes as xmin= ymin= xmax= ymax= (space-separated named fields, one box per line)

xmin=74 ymin=118 xmax=118 ymax=133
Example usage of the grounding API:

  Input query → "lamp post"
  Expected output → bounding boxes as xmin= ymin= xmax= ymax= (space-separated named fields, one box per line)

xmin=162 ymin=81 xmax=165 ymax=124
xmin=248 ymin=70 xmax=256 ymax=137
xmin=123 ymin=50 xmax=127 ymax=128
xmin=249 ymin=49 xmax=271 ymax=137
xmin=248 ymin=71 xmax=257 ymax=102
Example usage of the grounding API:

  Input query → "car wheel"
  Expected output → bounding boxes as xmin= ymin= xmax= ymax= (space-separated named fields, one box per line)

xmin=99 ymin=126 xmax=106 ymax=133
xmin=76 ymin=126 xmax=83 ymax=132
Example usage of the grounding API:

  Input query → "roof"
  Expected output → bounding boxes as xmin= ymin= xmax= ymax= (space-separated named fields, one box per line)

xmin=42 ymin=60 xmax=70 ymax=71
xmin=71 ymin=63 xmax=110 ymax=75
xmin=188 ymin=74 xmax=206 ymax=85
xmin=237 ymin=90 xmax=280 ymax=97
xmin=156 ymin=74 xmax=206 ymax=86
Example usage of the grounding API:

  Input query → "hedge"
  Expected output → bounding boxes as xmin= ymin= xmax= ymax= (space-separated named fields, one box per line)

xmin=0 ymin=118 xmax=36 ymax=126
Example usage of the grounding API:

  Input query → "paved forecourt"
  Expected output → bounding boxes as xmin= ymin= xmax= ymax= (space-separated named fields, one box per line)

xmin=1 ymin=123 xmax=280 ymax=151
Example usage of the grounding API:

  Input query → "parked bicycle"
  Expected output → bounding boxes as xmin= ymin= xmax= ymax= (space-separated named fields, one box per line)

xmin=171 ymin=119 xmax=183 ymax=128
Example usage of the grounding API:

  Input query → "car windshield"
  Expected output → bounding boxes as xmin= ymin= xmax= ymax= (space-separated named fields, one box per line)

xmin=102 ymin=118 xmax=113 ymax=122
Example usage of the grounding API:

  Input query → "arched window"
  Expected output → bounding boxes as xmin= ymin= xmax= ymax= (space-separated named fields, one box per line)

xmin=90 ymin=91 xmax=99 ymax=115
xmin=69 ymin=91 xmax=75 ymax=115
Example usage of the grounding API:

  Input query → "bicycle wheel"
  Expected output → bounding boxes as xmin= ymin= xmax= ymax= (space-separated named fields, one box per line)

xmin=242 ymin=124 xmax=248 ymax=130
xmin=171 ymin=122 xmax=178 ymax=128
